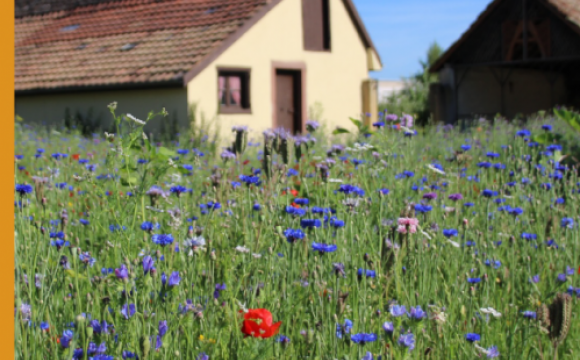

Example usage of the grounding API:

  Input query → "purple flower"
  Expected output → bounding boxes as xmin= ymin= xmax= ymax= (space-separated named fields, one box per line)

xmin=422 ymin=192 xmax=437 ymax=200
xmin=486 ymin=346 xmax=500 ymax=358
xmin=158 ymin=320 xmax=168 ymax=337
xmin=390 ymin=305 xmax=407 ymax=317
xmin=115 ymin=264 xmax=129 ymax=280
xmin=557 ymin=273 xmax=567 ymax=282
xmin=60 ymin=330 xmax=74 ymax=348
xmin=143 ymin=256 xmax=155 ymax=275
xmin=522 ymin=311 xmax=536 ymax=319
xmin=168 ymin=271 xmax=181 ymax=286
xmin=407 ymin=306 xmax=426 ymax=320
xmin=382 ymin=321 xmax=394 ymax=333
xmin=448 ymin=193 xmax=463 ymax=201
xmin=121 ymin=304 xmax=136 ymax=319
xmin=332 ymin=263 xmax=346 ymax=277
xmin=214 ymin=283 xmax=226 ymax=299
xmin=398 ymin=333 xmax=415 ymax=350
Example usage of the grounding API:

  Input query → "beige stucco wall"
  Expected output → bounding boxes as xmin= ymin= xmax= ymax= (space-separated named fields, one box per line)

xmin=186 ymin=0 xmax=377 ymax=143
xmin=457 ymin=67 xmax=567 ymax=119
xmin=15 ymin=87 xmax=188 ymax=134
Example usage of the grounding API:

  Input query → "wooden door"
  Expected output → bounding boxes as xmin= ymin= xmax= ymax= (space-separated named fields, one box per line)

xmin=276 ymin=70 xmax=301 ymax=133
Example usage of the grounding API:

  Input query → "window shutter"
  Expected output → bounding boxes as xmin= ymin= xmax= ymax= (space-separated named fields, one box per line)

xmin=302 ymin=0 xmax=330 ymax=51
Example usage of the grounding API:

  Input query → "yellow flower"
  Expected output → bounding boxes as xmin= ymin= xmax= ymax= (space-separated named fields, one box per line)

xmin=198 ymin=334 xmax=204 ymax=341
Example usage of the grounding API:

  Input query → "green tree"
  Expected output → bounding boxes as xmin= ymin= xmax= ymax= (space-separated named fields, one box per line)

xmin=380 ymin=41 xmax=443 ymax=126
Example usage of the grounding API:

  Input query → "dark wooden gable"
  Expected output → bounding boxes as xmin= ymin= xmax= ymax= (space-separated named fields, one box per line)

xmin=431 ymin=0 xmax=580 ymax=70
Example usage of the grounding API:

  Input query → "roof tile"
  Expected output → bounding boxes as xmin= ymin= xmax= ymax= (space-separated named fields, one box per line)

xmin=15 ymin=0 xmax=269 ymax=91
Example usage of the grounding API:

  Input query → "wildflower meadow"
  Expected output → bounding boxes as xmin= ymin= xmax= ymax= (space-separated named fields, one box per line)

xmin=14 ymin=103 xmax=580 ymax=360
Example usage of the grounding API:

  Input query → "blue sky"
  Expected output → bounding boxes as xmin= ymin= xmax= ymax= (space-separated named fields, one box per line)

xmin=353 ymin=0 xmax=492 ymax=80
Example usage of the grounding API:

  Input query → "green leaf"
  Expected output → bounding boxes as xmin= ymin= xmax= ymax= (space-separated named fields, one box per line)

xmin=64 ymin=269 xmax=87 ymax=280
xmin=531 ymin=133 xmax=562 ymax=145
xmin=157 ymin=147 xmax=177 ymax=158
xmin=555 ymin=108 xmax=580 ymax=132
xmin=121 ymin=176 xmax=138 ymax=186
xmin=349 ymin=118 xmax=362 ymax=129
xmin=332 ymin=127 xmax=350 ymax=135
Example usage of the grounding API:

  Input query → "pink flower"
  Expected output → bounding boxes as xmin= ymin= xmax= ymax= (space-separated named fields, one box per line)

xmin=398 ymin=218 xmax=409 ymax=226
xmin=397 ymin=225 xmax=407 ymax=234
xmin=408 ymin=218 xmax=419 ymax=226
xmin=408 ymin=225 xmax=417 ymax=234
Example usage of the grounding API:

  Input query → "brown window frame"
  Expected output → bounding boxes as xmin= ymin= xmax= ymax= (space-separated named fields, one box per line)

xmin=302 ymin=0 xmax=331 ymax=52
xmin=217 ymin=67 xmax=251 ymax=114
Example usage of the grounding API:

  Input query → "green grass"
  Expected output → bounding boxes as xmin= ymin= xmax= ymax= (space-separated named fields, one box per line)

xmin=13 ymin=110 xmax=580 ymax=360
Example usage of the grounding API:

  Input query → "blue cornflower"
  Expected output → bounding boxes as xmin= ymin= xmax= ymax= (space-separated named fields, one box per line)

xmin=442 ymin=229 xmax=458 ymax=238
xmin=464 ymin=202 xmax=475 ymax=207
xmin=301 ymin=219 xmax=321 ymax=228
xmin=287 ymin=168 xmax=299 ymax=177
xmin=486 ymin=152 xmax=500 ymax=158
xmin=561 ymin=217 xmax=574 ymax=229
xmin=311 ymin=242 xmax=337 ymax=253
xmin=382 ymin=321 xmax=394 ymax=333
xmin=252 ymin=203 xmax=261 ymax=211
xmin=521 ymin=233 xmax=537 ymax=240
xmin=285 ymin=206 xmax=306 ymax=217
xmin=239 ymin=175 xmax=261 ymax=186
xmin=294 ymin=198 xmax=309 ymax=205
xmin=152 ymin=234 xmax=174 ymax=247
xmin=468 ymin=277 xmax=481 ymax=284
xmin=482 ymin=189 xmax=498 ymax=198
xmin=336 ymin=319 xmax=353 ymax=339
xmin=508 ymin=207 xmax=524 ymax=216
xmin=15 ymin=184 xmax=33 ymax=196
xmin=357 ymin=269 xmax=376 ymax=278
xmin=140 ymin=221 xmax=159 ymax=232
xmin=557 ymin=273 xmax=567 ymax=282
xmin=60 ymin=330 xmax=74 ymax=348
xmin=170 ymin=186 xmax=187 ymax=196
xmin=516 ymin=129 xmax=531 ymax=137
xmin=461 ymin=144 xmax=471 ymax=151
xmin=351 ymin=333 xmax=377 ymax=344
xmin=167 ymin=271 xmax=180 ymax=286
xmin=465 ymin=333 xmax=481 ymax=342
xmin=477 ymin=162 xmax=491 ymax=168
xmin=547 ymin=144 xmax=562 ymax=152
xmin=414 ymin=204 xmax=432 ymax=213
xmin=284 ymin=228 xmax=305 ymax=243
xmin=338 ymin=184 xmax=365 ymax=196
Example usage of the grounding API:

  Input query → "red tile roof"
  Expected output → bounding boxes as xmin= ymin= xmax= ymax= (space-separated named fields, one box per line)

xmin=15 ymin=0 xmax=270 ymax=91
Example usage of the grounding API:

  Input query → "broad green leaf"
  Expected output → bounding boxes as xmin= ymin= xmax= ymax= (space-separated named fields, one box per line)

xmin=531 ymin=133 xmax=562 ymax=145
xmin=349 ymin=117 xmax=362 ymax=129
xmin=157 ymin=146 xmax=177 ymax=158
xmin=332 ymin=127 xmax=350 ymax=135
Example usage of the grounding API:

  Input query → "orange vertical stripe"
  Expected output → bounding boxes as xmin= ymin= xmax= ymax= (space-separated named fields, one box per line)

xmin=2 ymin=0 xmax=15 ymax=358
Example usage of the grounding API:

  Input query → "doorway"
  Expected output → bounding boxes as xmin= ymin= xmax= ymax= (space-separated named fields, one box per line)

xmin=272 ymin=62 xmax=306 ymax=134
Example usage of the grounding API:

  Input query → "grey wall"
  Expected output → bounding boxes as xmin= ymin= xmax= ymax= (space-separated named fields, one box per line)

xmin=15 ymin=87 xmax=189 ymax=134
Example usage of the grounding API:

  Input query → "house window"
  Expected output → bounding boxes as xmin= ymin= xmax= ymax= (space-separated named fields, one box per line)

xmin=302 ymin=0 xmax=331 ymax=51
xmin=218 ymin=69 xmax=251 ymax=114
xmin=503 ymin=19 xmax=551 ymax=61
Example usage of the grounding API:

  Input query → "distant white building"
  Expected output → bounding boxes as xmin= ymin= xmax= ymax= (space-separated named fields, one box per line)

xmin=378 ymin=80 xmax=405 ymax=102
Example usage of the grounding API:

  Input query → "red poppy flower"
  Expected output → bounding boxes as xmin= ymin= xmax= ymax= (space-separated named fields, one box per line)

xmin=243 ymin=160 xmax=250 ymax=165
xmin=290 ymin=202 xmax=300 ymax=209
xmin=578 ymin=266 xmax=580 ymax=275
xmin=240 ymin=309 xmax=281 ymax=338
xmin=290 ymin=189 xmax=299 ymax=197
xmin=72 ymin=154 xmax=80 ymax=160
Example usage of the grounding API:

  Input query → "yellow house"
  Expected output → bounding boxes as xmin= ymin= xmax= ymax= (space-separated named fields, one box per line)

xmin=15 ymin=0 xmax=382 ymax=140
